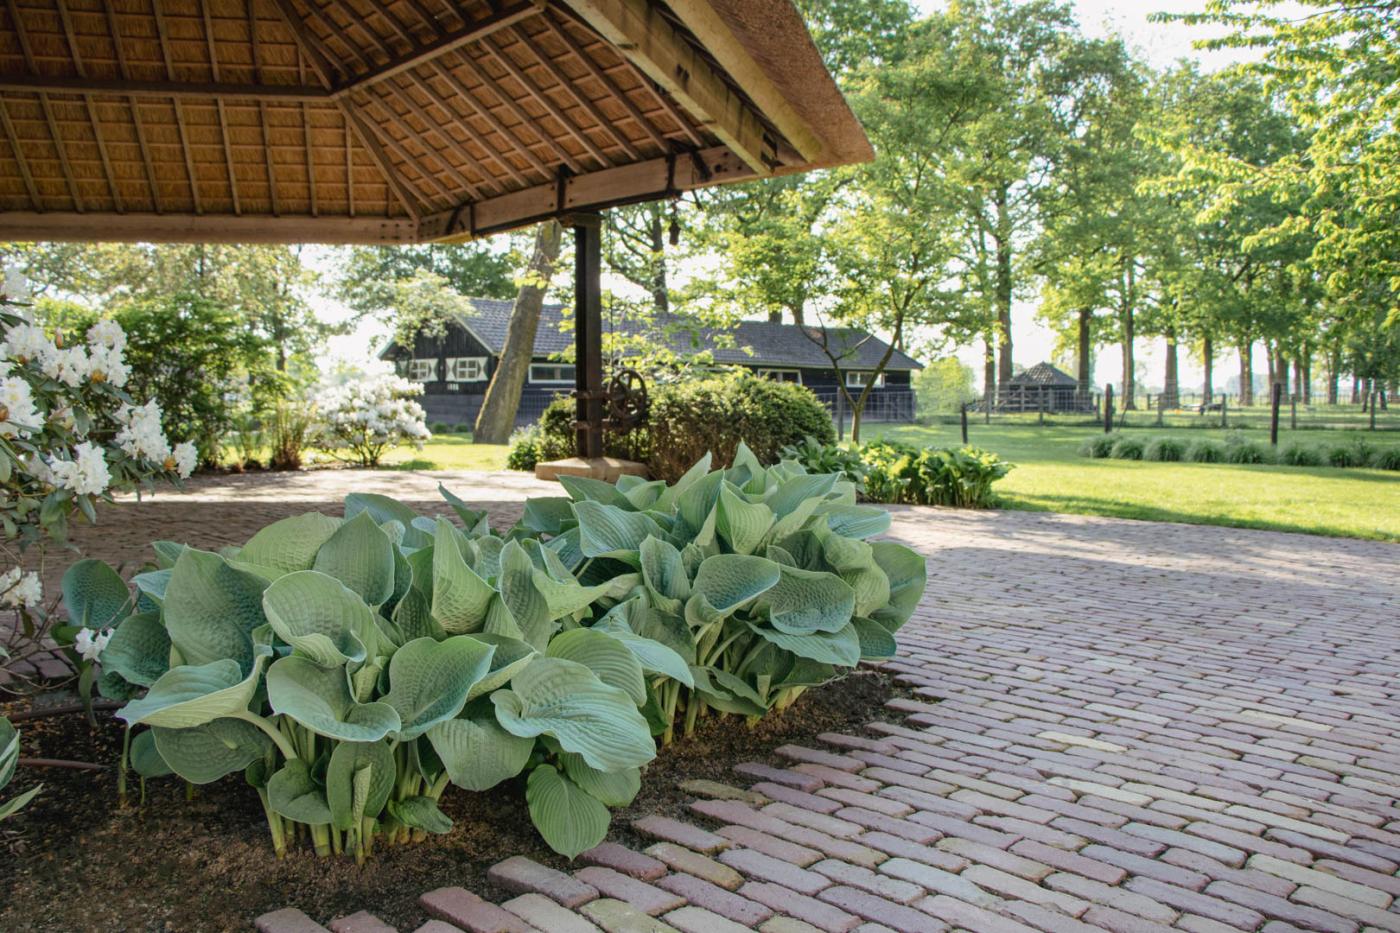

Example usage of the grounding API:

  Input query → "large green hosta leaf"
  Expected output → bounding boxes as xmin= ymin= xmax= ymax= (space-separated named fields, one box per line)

xmin=439 ymin=483 xmax=490 ymax=536
xmin=560 ymin=752 xmax=640 ymax=807
xmin=592 ymin=616 xmax=694 ymax=687
xmin=325 ymin=740 xmax=395 ymax=831
xmin=263 ymin=571 xmax=377 ymax=667
xmin=716 ymin=484 xmax=773 ymax=555
xmin=345 ymin=493 xmax=430 ymax=548
xmin=267 ymin=759 xmax=333 ymax=824
xmin=61 ymin=559 xmax=130 ymax=629
xmin=118 ymin=651 xmax=269 ymax=728
xmin=467 ymin=633 xmax=536 ymax=700
xmin=313 ymin=510 xmax=396 ymax=607
xmin=745 ymin=618 xmax=861 ymax=668
xmin=692 ymin=554 xmax=781 ymax=615
xmin=266 ymin=656 xmax=400 ymax=742
xmin=496 ymin=539 xmax=557 ymax=650
xmin=640 ymin=537 xmax=688 ymax=612
xmin=239 ymin=513 xmax=342 ymax=576
xmin=163 ymin=548 xmax=268 ymax=673
xmin=852 ymin=616 xmax=898 ymax=659
xmin=491 ymin=658 xmax=655 ymax=772
xmin=129 ymin=728 xmax=172 ymax=778
xmin=766 ymin=473 xmax=839 ymax=518
xmin=432 ymin=520 xmax=494 ymax=634
xmin=427 ymin=708 xmax=534 ymax=791
xmin=574 ymin=500 xmax=664 ymax=559
xmin=383 ymin=636 xmax=495 ymax=739
xmin=526 ymin=764 xmax=610 ymax=859
xmin=762 ymin=565 xmax=855 ymax=635
xmin=869 ymin=541 xmax=926 ymax=630
xmin=559 ymin=475 xmax=632 ymax=508
xmin=819 ymin=504 xmax=891 ymax=539
xmin=389 ymin=796 xmax=453 ymax=834
xmin=152 ymin=718 xmax=272 ymax=784
xmin=100 ymin=611 xmax=170 ymax=687
xmin=546 ymin=628 xmax=646 ymax=705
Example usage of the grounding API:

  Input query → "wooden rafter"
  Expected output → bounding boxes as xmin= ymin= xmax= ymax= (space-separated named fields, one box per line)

xmin=425 ymin=57 xmax=551 ymax=181
xmin=445 ymin=51 xmax=583 ymax=173
xmin=250 ymin=0 xmax=280 ymax=214
xmin=538 ymin=14 xmax=666 ymax=151
xmin=104 ymin=0 xmax=161 ymax=212
xmin=202 ymin=0 xmax=242 ymax=214
xmin=0 ymin=76 xmax=331 ymax=103
xmin=56 ymin=0 xmax=123 ymax=211
xmin=6 ymin=0 xmax=84 ymax=210
xmin=357 ymin=84 xmax=484 ymax=200
xmin=406 ymin=67 xmax=528 ymax=188
xmin=382 ymin=76 xmax=502 ymax=195
xmin=479 ymin=34 xmax=610 ymax=168
xmin=0 ymin=99 xmax=40 ymax=210
xmin=151 ymin=0 xmax=201 ymax=213
xmin=558 ymin=0 xmax=774 ymax=174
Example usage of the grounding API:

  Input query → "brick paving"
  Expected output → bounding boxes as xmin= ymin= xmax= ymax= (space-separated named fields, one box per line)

xmin=23 ymin=469 xmax=1400 ymax=933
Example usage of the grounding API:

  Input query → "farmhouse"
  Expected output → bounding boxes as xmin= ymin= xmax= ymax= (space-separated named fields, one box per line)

xmin=382 ymin=299 xmax=923 ymax=427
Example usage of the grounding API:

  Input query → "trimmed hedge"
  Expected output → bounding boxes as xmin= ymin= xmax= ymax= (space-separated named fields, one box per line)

xmin=1080 ymin=433 xmax=1400 ymax=471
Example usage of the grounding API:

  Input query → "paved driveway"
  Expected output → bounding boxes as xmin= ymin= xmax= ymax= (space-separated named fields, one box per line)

xmin=21 ymin=469 xmax=1400 ymax=932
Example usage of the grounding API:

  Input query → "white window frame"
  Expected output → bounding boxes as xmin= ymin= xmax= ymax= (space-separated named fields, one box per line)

xmin=846 ymin=370 xmax=885 ymax=389
xmin=757 ymin=368 xmax=803 ymax=385
xmin=447 ymin=356 xmax=488 ymax=382
xmin=408 ymin=358 xmax=438 ymax=382
xmin=529 ymin=363 xmax=577 ymax=385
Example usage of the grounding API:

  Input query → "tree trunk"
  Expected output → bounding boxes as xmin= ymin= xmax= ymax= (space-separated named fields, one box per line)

xmin=1352 ymin=375 xmax=1361 ymax=405
xmin=994 ymin=187 xmax=1014 ymax=389
xmin=1202 ymin=334 xmax=1214 ymax=403
xmin=1239 ymin=342 xmax=1254 ymax=407
xmin=1362 ymin=377 xmax=1373 ymax=412
xmin=1163 ymin=328 xmax=1179 ymax=408
xmin=1301 ymin=355 xmax=1312 ymax=405
xmin=1120 ymin=304 xmax=1135 ymax=410
xmin=1293 ymin=358 xmax=1304 ymax=404
xmin=984 ymin=337 xmax=997 ymax=409
xmin=648 ymin=205 xmax=668 ymax=314
xmin=1076 ymin=308 xmax=1092 ymax=396
xmin=1265 ymin=342 xmax=1276 ymax=394
xmin=473 ymin=221 xmax=563 ymax=444
xmin=1326 ymin=353 xmax=1339 ymax=405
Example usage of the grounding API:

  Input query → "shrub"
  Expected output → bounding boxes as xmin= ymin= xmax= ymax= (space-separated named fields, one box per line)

xmin=1326 ymin=439 xmax=1373 ymax=468
xmin=313 ymin=372 xmax=430 ymax=467
xmin=1109 ymin=436 xmax=1145 ymax=460
xmin=1080 ymin=435 xmax=1116 ymax=458
xmin=779 ymin=436 xmax=868 ymax=491
xmin=79 ymin=450 xmax=926 ymax=861
xmin=1224 ymin=439 xmax=1275 ymax=464
xmin=505 ymin=423 xmax=545 ymax=471
xmin=1279 ymin=442 xmax=1323 ymax=467
xmin=860 ymin=441 xmax=1012 ymax=508
xmin=1144 ymin=437 xmax=1186 ymax=462
xmin=1187 ymin=439 xmax=1225 ymax=463
xmin=268 ymin=398 xmax=314 ymax=470
xmin=1370 ymin=447 xmax=1400 ymax=471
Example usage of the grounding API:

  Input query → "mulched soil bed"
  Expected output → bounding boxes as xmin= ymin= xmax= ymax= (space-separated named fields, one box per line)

xmin=0 ymin=668 xmax=913 ymax=933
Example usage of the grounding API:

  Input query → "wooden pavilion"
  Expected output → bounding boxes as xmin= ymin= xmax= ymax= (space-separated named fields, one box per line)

xmin=0 ymin=0 xmax=871 ymax=468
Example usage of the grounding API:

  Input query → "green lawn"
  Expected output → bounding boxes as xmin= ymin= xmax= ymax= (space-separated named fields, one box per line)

xmin=378 ymin=433 xmax=511 ymax=471
xmin=872 ymin=422 xmax=1400 ymax=541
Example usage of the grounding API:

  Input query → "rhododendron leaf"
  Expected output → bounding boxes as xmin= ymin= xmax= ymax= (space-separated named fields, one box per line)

xmin=383 ymin=636 xmax=494 ymax=739
xmin=162 ymin=548 xmax=268 ymax=673
xmin=61 ymin=559 xmax=130 ymax=629
xmin=101 ymin=611 xmax=170 ymax=687
xmin=312 ymin=510 xmax=396 ymax=607
xmin=266 ymin=655 xmax=401 ymax=742
xmin=151 ymin=718 xmax=272 ymax=784
xmin=427 ymin=710 xmax=533 ymax=791
xmin=692 ymin=554 xmax=781 ymax=615
xmin=491 ymin=658 xmax=655 ymax=772
xmin=239 ymin=513 xmax=342 ymax=575
xmin=262 ymin=571 xmax=376 ymax=667
xmin=546 ymin=628 xmax=646 ymax=706
xmin=527 ymin=764 xmax=610 ymax=859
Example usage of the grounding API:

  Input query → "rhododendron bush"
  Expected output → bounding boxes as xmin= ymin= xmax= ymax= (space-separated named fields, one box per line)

xmin=313 ymin=372 xmax=431 ymax=467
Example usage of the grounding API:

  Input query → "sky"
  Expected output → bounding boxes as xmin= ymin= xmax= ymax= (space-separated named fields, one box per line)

xmin=316 ymin=0 xmax=1260 ymax=394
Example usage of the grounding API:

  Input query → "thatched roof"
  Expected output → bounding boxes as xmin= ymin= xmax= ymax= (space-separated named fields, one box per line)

xmin=0 ymin=0 xmax=872 ymax=245
xmin=1007 ymin=362 xmax=1078 ymax=387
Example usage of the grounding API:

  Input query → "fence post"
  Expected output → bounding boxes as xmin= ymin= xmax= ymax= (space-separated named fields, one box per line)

xmin=960 ymin=403 xmax=969 ymax=445
xmin=1291 ymin=395 xmax=1297 ymax=431
xmin=1371 ymin=390 xmax=1378 ymax=431
xmin=1156 ymin=393 xmax=1165 ymax=427
xmin=985 ymin=391 xmax=991 ymax=424
xmin=1038 ymin=387 xmax=1045 ymax=425
xmin=1221 ymin=394 xmax=1227 ymax=429
xmin=1270 ymin=382 xmax=1282 ymax=446
xmin=1104 ymin=384 xmax=1114 ymax=433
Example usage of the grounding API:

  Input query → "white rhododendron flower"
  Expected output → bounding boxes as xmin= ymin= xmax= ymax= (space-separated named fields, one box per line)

xmin=0 ymin=566 xmax=42 ymax=609
xmin=115 ymin=400 xmax=171 ymax=462
xmin=86 ymin=319 xmax=126 ymax=352
xmin=172 ymin=441 xmax=198 ymax=479
xmin=43 ymin=345 xmax=91 ymax=387
xmin=0 ymin=375 xmax=41 ymax=437
xmin=48 ymin=441 xmax=111 ymax=496
xmin=73 ymin=626 xmax=112 ymax=663
xmin=314 ymin=373 xmax=431 ymax=465
xmin=3 ymin=321 xmax=55 ymax=366
xmin=87 ymin=344 xmax=129 ymax=387
xmin=1 ymin=266 xmax=29 ymax=302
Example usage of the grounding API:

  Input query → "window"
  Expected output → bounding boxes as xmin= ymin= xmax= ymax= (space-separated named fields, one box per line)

xmin=447 ymin=357 xmax=488 ymax=381
xmin=408 ymin=358 xmax=438 ymax=382
xmin=846 ymin=371 xmax=885 ymax=389
xmin=757 ymin=368 xmax=802 ymax=384
xmin=530 ymin=363 xmax=576 ymax=385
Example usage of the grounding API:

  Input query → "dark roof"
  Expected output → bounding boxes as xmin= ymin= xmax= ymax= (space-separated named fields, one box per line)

xmin=1008 ymin=362 xmax=1077 ymax=387
xmin=431 ymin=299 xmax=923 ymax=372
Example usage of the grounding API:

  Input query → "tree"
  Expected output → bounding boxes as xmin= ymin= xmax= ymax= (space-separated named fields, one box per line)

xmin=474 ymin=222 xmax=563 ymax=444
xmin=334 ymin=242 xmax=515 ymax=340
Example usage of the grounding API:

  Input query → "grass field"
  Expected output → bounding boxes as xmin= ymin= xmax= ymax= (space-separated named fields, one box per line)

xmin=873 ymin=422 xmax=1400 ymax=541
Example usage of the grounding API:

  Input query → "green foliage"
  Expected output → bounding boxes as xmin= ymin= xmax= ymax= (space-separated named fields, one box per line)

xmin=914 ymin=358 xmax=978 ymax=418
xmin=505 ymin=424 xmax=545 ymax=472
xmin=0 ymin=716 xmax=41 ymax=822
xmin=1080 ymin=435 xmax=1116 ymax=459
xmin=779 ymin=437 xmax=869 ymax=491
xmin=1187 ymin=439 xmax=1225 ymax=463
xmin=1144 ymin=437 xmax=1187 ymax=462
xmin=1278 ymin=442 xmax=1322 ymax=467
xmin=79 ymin=452 xmax=924 ymax=860
xmin=1224 ymin=438 xmax=1275 ymax=465
xmin=860 ymin=442 xmax=1012 ymax=508
xmin=1371 ymin=448 xmax=1400 ymax=472
xmin=1109 ymin=436 xmax=1145 ymax=461
xmin=1326 ymin=439 xmax=1373 ymax=469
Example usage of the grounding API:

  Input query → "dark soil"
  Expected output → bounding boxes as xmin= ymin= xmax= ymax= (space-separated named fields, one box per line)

xmin=0 ymin=669 xmax=913 ymax=933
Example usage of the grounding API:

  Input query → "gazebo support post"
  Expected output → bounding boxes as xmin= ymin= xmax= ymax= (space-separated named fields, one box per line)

xmin=573 ymin=213 xmax=604 ymax=460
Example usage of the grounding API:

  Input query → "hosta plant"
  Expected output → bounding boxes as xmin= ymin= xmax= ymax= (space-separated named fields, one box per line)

xmin=1 ymin=715 xmax=41 ymax=821
xmin=80 ymin=485 xmax=662 ymax=860
xmin=514 ymin=442 xmax=928 ymax=743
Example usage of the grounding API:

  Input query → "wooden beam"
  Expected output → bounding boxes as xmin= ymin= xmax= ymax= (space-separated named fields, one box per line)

xmin=538 ymin=14 xmax=666 ymax=151
xmin=335 ymin=1 xmax=541 ymax=96
xmin=557 ymin=0 xmax=774 ymax=174
xmin=0 ymin=99 xmax=41 ymax=210
xmin=202 ymin=0 xmax=241 ymax=214
xmin=479 ymin=33 xmax=610 ymax=168
xmin=660 ymin=0 xmax=823 ymax=163
xmin=403 ymin=68 xmax=527 ymax=188
xmin=0 ymin=75 xmax=331 ymax=103
xmin=0 ymin=211 xmax=421 ymax=245
xmin=56 ymin=0 xmax=123 ymax=211
xmin=426 ymin=57 xmax=552 ymax=180
xmin=420 ymin=143 xmax=753 ymax=240
xmin=105 ymin=0 xmax=161 ymax=211
xmin=445 ymin=50 xmax=583 ymax=174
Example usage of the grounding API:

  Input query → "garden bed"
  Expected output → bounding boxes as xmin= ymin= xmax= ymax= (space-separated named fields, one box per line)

xmin=0 ymin=669 xmax=912 ymax=933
